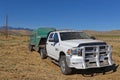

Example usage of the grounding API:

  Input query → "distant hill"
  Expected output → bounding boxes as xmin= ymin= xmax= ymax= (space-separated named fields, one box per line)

xmin=84 ymin=30 xmax=120 ymax=36
xmin=0 ymin=26 xmax=120 ymax=36
xmin=0 ymin=26 xmax=33 ymax=31
xmin=0 ymin=26 xmax=32 ymax=36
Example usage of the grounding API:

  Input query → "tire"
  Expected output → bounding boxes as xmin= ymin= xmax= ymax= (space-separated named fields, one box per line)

xmin=59 ymin=56 xmax=72 ymax=75
xmin=40 ymin=48 xmax=47 ymax=59
xmin=29 ymin=44 xmax=33 ymax=52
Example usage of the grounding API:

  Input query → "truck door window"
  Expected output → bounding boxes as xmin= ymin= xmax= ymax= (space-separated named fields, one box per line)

xmin=48 ymin=33 xmax=54 ymax=42
xmin=49 ymin=33 xmax=53 ymax=38
xmin=54 ymin=33 xmax=59 ymax=42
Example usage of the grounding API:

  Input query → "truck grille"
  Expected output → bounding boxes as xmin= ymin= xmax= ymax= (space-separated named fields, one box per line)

xmin=81 ymin=45 xmax=112 ymax=68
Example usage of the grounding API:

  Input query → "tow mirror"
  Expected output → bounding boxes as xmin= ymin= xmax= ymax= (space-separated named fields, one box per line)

xmin=49 ymin=38 xmax=59 ymax=42
xmin=49 ymin=38 xmax=54 ymax=42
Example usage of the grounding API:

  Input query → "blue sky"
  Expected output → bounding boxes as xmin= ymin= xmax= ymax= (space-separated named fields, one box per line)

xmin=0 ymin=0 xmax=120 ymax=31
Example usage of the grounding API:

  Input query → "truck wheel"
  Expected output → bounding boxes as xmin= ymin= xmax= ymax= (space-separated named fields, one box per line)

xmin=29 ymin=44 xmax=33 ymax=52
xmin=40 ymin=48 xmax=47 ymax=59
xmin=59 ymin=56 xmax=72 ymax=75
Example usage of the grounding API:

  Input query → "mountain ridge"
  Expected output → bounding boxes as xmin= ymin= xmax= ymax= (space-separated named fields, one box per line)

xmin=0 ymin=26 xmax=32 ymax=36
xmin=0 ymin=26 xmax=33 ymax=31
xmin=0 ymin=26 xmax=120 ymax=36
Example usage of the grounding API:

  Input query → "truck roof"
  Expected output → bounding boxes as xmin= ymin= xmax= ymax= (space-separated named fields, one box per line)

xmin=53 ymin=29 xmax=83 ymax=33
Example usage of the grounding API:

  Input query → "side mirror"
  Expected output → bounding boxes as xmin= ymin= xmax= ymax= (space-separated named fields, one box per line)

xmin=90 ymin=36 xmax=96 ymax=40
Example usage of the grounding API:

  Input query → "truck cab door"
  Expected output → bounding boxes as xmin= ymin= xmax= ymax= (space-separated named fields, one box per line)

xmin=52 ymin=33 xmax=60 ymax=60
xmin=46 ymin=33 xmax=55 ymax=58
xmin=46 ymin=33 xmax=60 ymax=60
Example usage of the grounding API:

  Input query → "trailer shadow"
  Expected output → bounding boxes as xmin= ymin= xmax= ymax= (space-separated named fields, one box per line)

xmin=72 ymin=64 xmax=119 ymax=77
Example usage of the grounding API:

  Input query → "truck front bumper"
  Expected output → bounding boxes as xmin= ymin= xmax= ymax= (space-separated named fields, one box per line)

xmin=66 ymin=55 xmax=113 ymax=69
xmin=66 ymin=45 xmax=114 ymax=69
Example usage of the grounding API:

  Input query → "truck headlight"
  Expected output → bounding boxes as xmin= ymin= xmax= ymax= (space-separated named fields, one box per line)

xmin=67 ymin=48 xmax=82 ymax=56
xmin=71 ymin=48 xmax=78 ymax=55
xmin=78 ymin=49 xmax=82 ymax=56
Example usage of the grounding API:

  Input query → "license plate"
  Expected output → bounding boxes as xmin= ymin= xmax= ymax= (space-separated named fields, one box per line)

xmin=100 ymin=55 xmax=104 ymax=61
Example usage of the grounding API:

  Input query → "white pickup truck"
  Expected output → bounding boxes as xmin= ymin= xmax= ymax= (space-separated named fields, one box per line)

xmin=30 ymin=29 xmax=114 ymax=75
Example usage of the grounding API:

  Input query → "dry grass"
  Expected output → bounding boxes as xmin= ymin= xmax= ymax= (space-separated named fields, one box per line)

xmin=0 ymin=35 xmax=120 ymax=80
xmin=10 ymin=30 xmax=31 ymax=36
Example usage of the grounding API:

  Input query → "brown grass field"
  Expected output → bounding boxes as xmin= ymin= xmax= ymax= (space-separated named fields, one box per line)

xmin=0 ymin=35 xmax=120 ymax=80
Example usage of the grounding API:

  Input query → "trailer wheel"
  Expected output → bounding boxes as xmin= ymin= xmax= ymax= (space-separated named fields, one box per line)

xmin=59 ymin=56 xmax=72 ymax=75
xmin=40 ymin=48 xmax=47 ymax=59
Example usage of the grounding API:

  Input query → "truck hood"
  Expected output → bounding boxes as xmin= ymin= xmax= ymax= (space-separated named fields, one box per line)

xmin=61 ymin=39 xmax=106 ymax=47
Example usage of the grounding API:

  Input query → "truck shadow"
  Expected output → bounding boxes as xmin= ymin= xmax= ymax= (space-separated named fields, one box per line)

xmin=72 ymin=64 xmax=119 ymax=77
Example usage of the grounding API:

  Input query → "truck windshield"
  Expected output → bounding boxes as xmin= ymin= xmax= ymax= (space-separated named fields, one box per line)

xmin=60 ymin=32 xmax=91 ymax=41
